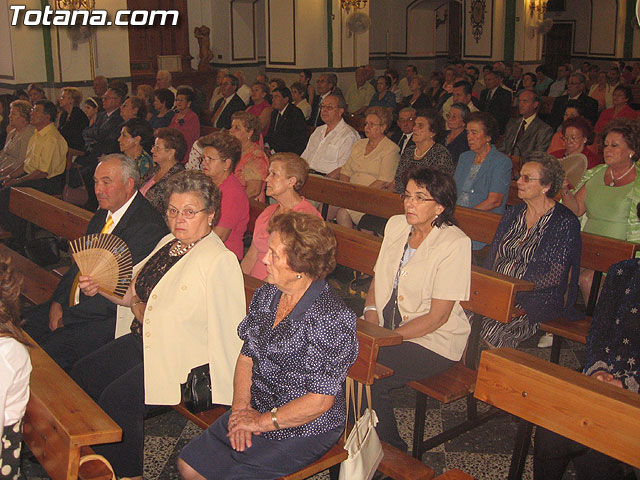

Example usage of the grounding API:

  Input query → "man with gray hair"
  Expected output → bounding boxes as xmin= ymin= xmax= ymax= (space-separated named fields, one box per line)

xmin=209 ymin=68 xmax=230 ymax=110
xmin=22 ymin=153 xmax=167 ymax=370
xmin=156 ymin=69 xmax=177 ymax=96
xmin=301 ymin=94 xmax=360 ymax=178
xmin=210 ymin=74 xmax=245 ymax=129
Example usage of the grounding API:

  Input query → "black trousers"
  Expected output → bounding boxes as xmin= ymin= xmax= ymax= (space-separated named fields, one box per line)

xmin=71 ymin=333 xmax=148 ymax=478
xmin=22 ymin=301 xmax=116 ymax=371
xmin=370 ymin=342 xmax=454 ymax=451
xmin=533 ymin=426 xmax=625 ymax=480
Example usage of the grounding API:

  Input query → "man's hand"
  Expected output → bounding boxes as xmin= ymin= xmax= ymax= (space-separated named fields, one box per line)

xmin=48 ymin=301 xmax=64 ymax=331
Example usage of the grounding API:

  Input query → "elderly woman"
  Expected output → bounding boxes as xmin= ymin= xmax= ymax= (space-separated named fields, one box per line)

xmin=58 ymin=87 xmax=89 ymax=151
xmin=141 ymin=127 xmax=186 ymax=213
xmin=169 ymin=87 xmax=200 ymax=163
xmin=135 ymin=84 xmax=155 ymax=120
xmin=179 ymin=211 xmax=358 ymax=479
xmin=332 ymin=106 xmax=400 ymax=228
xmin=561 ymin=118 xmax=640 ymax=302
xmin=199 ymin=132 xmax=249 ymax=260
xmin=443 ymin=102 xmax=470 ymax=168
xmin=369 ymin=75 xmax=396 ymax=110
xmin=454 ymin=111 xmax=511 ymax=217
xmin=120 ymin=96 xmax=148 ymax=123
xmin=400 ymin=75 xmax=430 ymax=111
xmin=246 ymin=82 xmax=272 ymax=136
xmin=393 ymin=109 xmax=452 ymax=192
xmin=481 ymin=153 xmax=582 ymax=348
xmin=427 ymin=71 xmax=448 ymax=111
xmin=242 ymin=153 xmax=321 ymax=280
xmin=230 ymin=111 xmax=270 ymax=201
xmin=291 ymin=82 xmax=312 ymax=121
xmin=0 ymin=101 xmax=35 ymax=176
xmin=363 ymin=167 xmax=471 ymax=451
xmin=118 ymin=118 xmax=154 ymax=178
xmin=533 ymin=204 xmax=640 ymax=479
xmin=150 ymin=88 xmax=175 ymax=130
xmin=549 ymin=116 xmax=601 ymax=186
xmin=71 ymin=170 xmax=245 ymax=479
xmin=594 ymin=85 xmax=639 ymax=134
xmin=83 ymin=97 xmax=102 ymax=127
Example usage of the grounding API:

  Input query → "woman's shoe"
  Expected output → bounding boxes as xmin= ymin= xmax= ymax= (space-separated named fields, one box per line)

xmin=537 ymin=332 xmax=553 ymax=348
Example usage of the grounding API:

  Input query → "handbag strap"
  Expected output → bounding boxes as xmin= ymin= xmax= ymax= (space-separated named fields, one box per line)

xmin=365 ymin=384 xmax=375 ymax=427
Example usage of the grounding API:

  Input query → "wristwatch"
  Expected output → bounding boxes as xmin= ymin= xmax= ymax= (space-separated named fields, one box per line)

xmin=270 ymin=407 xmax=280 ymax=430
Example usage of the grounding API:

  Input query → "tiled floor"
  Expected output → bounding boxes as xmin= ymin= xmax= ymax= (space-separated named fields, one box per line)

xmin=20 ymin=268 xmax=588 ymax=480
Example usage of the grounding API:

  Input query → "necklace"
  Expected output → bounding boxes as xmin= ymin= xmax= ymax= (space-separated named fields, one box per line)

xmin=414 ymin=142 xmax=433 ymax=158
xmin=608 ymin=163 xmax=635 ymax=186
xmin=169 ymin=238 xmax=201 ymax=257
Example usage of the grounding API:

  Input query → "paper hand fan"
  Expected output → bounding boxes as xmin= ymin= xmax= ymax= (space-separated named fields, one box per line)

xmin=69 ymin=233 xmax=133 ymax=298
xmin=560 ymin=153 xmax=588 ymax=190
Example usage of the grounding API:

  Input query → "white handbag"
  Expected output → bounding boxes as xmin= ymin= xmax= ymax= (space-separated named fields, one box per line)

xmin=339 ymin=377 xmax=384 ymax=480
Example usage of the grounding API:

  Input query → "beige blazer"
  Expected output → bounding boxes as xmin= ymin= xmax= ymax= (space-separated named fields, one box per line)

xmin=373 ymin=215 xmax=471 ymax=361
xmin=115 ymin=232 xmax=245 ymax=406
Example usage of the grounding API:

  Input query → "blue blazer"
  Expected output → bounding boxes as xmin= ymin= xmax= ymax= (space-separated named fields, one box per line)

xmin=454 ymin=145 xmax=511 ymax=215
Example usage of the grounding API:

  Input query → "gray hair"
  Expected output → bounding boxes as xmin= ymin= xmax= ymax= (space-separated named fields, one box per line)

xmin=326 ymin=94 xmax=346 ymax=111
xmin=102 ymin=153 xmax=141 ymax=189
xmin=523 ymin=152 xmax=564 ymax=198
xmin=399 ymin=107 xmax=417 ymax=117
xmin=163 ymin=170 xmax=222 ymax=225
xmin=9 ymin=100 xmax=31 ymax=122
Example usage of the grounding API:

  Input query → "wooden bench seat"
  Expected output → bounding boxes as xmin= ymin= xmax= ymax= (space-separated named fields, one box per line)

xmin=475 ymin=348 xmax=640 ymax=479
xmin=408 ymin=363 xmax=477 ymax=404
xmin=434 ymin=469 xmax=476 ymax=480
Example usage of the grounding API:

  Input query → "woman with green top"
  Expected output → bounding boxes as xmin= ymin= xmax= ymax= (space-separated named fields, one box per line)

xmin=561 ymin=118 xmax=640 ymax=301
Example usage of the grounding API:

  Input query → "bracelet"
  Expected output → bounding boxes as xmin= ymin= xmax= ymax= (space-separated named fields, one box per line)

xmin=363 ymin=305 xmax=377 ymax=315
xmin=270 ymin=407 xmax=280 ymax=430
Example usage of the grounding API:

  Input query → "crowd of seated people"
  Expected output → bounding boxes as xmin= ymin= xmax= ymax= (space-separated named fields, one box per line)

xmin=1 ymin=57 xmax=639 ymax=479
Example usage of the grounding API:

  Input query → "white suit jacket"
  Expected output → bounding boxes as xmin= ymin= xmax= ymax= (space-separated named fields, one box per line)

xmin=116 ymin=232 xmax=245 ymax=405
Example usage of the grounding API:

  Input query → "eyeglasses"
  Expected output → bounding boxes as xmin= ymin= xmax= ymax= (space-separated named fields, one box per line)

xmin=401 ymin=193 xmax=437 ymax=204
xmin=151 ymin=144 xmax=170 ymax=151
xmin=364 ymin=122 xmax=383 ymax=127
xmin=166 ymin=207 xmax=206 ymax=219
xmin=516 ymin=174 xmax=542 ymax=183
xmin=562 ymin=135 xmax=583 ymax=142
xmin=320 ymin=104 xmax=337 ymax=110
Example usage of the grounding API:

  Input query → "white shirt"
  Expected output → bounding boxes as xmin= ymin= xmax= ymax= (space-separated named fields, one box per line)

xmin=108 ymin=191 xmax=138 ymax=232
xmin=301 ymin=119 xmax=360 ymax=174
xmin=398 ymin=132 xmax=413 ymax=156
xmin=0 ymin=337 xmax=31 ymax=429
xmin=237 ymin=84 xmax=251 ymax=106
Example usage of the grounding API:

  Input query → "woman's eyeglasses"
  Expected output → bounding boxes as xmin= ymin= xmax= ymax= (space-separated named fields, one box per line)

xmin=166 ymin=207 xmax=206 ymax=219
xmin=516 ymin=174 xmax=542 ymax=183
xmin=401 ymin=194 xmax=437 ymax=204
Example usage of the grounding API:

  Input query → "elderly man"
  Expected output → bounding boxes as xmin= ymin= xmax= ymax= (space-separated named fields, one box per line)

xmin=389 ymin=107 xmax=416 ymax=156
xmin=210 ymin=74 xmax=245 ymax=130
xmin=209 ymin=68 xmax=230 ymax=110
xmin=301 ymin=94 xmax=360 ymax=178
xmin=82 ymin=87 xmax=125 ymax=160
xmin=266 ymin=87 xmax=308 ymax=155
xmin=22 ymin=154 xmax=168 ymax=370
xmin=93 ymin=75 xmax=108 ymax=97
xmin=548 ymin=64 xmax=571 ymax=98
xmin=499 ymin=90 xmax=553 ymax=156
xmin=345 ymin=67 xmax=375 ymax=116
xmin=548 ymin=72 xmax=599 ymax=129
xmin=309 ymin=73 xmax=340 ymax=127
xmin=155 ymin=70 xmax=177 ymax=96
xmin=234 ymin=70 xmax=252 ymax=105
xmin=398 ymin=65 xmax=418 ymax=98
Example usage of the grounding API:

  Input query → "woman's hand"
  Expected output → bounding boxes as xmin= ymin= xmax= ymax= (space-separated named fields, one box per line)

xmin=591 ymin=371 xmax=623 ymax=388
xmin=78 ymin=275 xmax=100 ymax=297
xmin=227 ymin=407 xmax=267 ymax=451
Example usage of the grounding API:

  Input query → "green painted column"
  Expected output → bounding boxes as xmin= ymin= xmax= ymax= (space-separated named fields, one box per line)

xmin=40 ymin=0 xmax=54 ymax=82
xmin=623 ymin=0 xmax=635 ymax=60
xmin=327 ymin=0 xmax=333 ymax=68
xmin=504 ymin=0 xmax=516 ymax=61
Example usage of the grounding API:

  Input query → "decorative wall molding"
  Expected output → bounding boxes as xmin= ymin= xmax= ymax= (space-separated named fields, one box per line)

xmin=267 ymin=0 xmax=296 ymax=65
xmin=463 ymin=0 xmax=493 ymax=58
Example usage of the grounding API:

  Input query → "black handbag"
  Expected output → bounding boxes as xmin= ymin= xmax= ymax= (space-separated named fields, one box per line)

xmin=181 ymin=364 xmax=212 ymax=413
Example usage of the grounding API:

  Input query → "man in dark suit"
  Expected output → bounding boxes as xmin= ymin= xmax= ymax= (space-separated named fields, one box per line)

xmin=388 ymin=107 xmax=416 ymax=156
xmin=22 ymin=154 xmax=168 ymax=370
xmin=479 ymin=70 xmax=512 ymax=134
xmin=309 ymin=73 xmax=341 ymax=127
xmin=499 ymin=90 xmax=553 ymax=157
xmin=210 ymin=74 xmax=246 ymax=130
xmin=548 ymin=73 xmax=599 ymax=130
xmin=266 ymin=87 xmax=308 ymax=155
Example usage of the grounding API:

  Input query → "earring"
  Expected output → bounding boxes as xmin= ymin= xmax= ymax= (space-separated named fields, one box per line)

xmin=630 ymin=153 xmax=634 ymax=159
xmin=296 ymin=274 xmax=302 ymax=279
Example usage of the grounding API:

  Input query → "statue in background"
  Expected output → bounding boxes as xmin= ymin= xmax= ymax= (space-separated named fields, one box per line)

xmin=194 ymin=26 xmax=213 ymax=72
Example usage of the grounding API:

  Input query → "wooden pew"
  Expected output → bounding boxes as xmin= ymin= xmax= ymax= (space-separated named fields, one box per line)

xmin=23 ymin=333 xmax=122 ymax=480
xmin=475 ymin=348 xmax=640 ymax=479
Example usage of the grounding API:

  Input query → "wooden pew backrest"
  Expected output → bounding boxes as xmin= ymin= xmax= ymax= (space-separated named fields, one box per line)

xmin=475 ymin=348 xmax=640 ymax=469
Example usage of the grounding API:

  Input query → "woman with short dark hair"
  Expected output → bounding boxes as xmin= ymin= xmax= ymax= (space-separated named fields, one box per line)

xmin=179 ymin=211 xmax=358 ymax=479
xmin=169 ymin=87 xmax=200 ymax=163
xmin=369 ymin=75 xmax=396 ymax=109
xmin=481 ymin=153 xmax=582 ymax=348
xmin=443 ymin=102 xmax=470 ymax=168
xmin=118 ymin=118 xmax=154 ymax=177
xmin=594 ymin=84 xmax=639 ymax=134
xmin=363 ymin=166 xmax=471 ymax=452
xmin=150 ymin=88 xmax=175 ymax=130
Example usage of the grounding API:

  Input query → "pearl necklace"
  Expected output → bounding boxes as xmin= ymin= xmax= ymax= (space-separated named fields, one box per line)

xmin=169 ymin=239 xmax=198 ymax=257
xmin=608 ymin=163 xmax=635 ymax=186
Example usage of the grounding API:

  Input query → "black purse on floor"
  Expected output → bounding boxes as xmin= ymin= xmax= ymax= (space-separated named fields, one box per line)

xmin=181 ymin=364 xmax=212 ymax=413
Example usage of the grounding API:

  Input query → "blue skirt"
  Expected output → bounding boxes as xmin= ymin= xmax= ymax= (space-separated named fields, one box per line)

xmin=180 ymin=410 xmax=343 ymax=479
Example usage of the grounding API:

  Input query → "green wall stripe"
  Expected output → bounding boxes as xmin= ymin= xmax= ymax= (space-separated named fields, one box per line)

xmin=327 ymin=0 xmax=333 ymax=68
xmin=41 ymin=0 xmax=54 ymax=82
xmin=504 ymin=0 xmax=516 ymax=61
xmin=623 ymin=0 xmax=635 ymax=60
